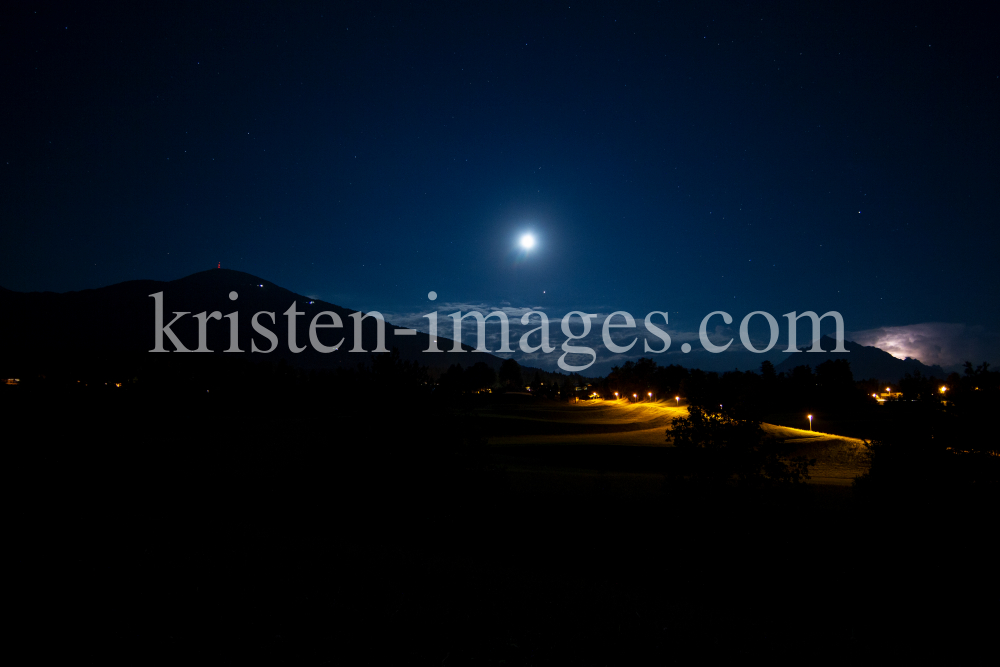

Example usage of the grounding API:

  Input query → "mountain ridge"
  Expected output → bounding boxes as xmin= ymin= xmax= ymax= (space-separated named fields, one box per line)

xmin=774 ymin=334 xmax=947 ymax=383
xmin=0 ymin=268 xmax=507 ymax=377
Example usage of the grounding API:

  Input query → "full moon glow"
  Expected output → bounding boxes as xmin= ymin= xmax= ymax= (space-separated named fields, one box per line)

xmin=520 ymin=233 xmax=535 ymax=249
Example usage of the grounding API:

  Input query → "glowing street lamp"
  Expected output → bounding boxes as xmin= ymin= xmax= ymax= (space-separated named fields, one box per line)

xmin=675 ymin=396 xmax=680 ymax=406
xmin=633 ymin=393 xmax=637 ymax=402
xmin=808 ymin=414 xmax=813 ymax=431
xmin=648 ymin=392 xmax=652 ymax=402
xmin=614 ymin=392 xmax=619 ymax=400
xmin=940 ymin=386 xmax=948 ymax=393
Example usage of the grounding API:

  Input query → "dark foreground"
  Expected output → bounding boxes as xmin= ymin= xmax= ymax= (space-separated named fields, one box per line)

xmin=6 ymin=385 xmax=995 ymax=663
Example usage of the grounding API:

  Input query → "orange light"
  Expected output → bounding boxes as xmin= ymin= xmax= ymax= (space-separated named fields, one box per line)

xmin=940 ymin=386 xmax=948 ymax=393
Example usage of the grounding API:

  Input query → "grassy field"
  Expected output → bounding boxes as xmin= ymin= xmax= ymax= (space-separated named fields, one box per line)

xmin=481 ymin=399 xmax=684 ymax=445
xmin=481 ymin=398 xmax=869 ymax=486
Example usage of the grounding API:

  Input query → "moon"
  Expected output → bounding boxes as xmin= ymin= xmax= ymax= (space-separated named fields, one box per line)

xmin=520 ymin=233 xmax=535 ymax=249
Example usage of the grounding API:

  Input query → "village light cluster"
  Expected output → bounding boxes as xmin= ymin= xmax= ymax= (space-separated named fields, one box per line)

xmin=149 ymin=292 xmax=848 ymax=372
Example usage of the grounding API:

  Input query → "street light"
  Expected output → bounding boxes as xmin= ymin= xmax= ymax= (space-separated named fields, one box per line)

xmin=940 ymin=386 xmax=948 ymax=393
xmin=675 ymin=396 xmax=680 ymax=406
xmin=808 ymin=414 xmax=813 ymax=431
xmin=614 ymin=392 xmax=619 ymax=400
xmin=633 ymin=393 xmax=637 ymax=402
xmin=648 ymin=392 xmax=653 ymax=402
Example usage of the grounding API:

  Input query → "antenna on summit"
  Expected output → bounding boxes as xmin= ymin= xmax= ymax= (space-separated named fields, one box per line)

xmin=218 ymin=261 xmax=221 ymax=269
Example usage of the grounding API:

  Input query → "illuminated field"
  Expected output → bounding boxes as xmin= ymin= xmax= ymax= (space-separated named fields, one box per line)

xmin=761 ymin=423 xmax=869 ymax=485
xmin=481 ymin=399 xmax=685 ymax=445
xmin=483 ymin=399 xmax=868 ymax=485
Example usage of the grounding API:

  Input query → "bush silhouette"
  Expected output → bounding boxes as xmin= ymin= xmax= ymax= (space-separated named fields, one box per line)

xmin=667 ymin=405 xmax=814 ymax=490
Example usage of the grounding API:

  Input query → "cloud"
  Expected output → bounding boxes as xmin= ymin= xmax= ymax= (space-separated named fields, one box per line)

xmin=379 ymin=302 xmax=705 ymax=371
xmin=848 ymin=322 xmax=1000 ymax=370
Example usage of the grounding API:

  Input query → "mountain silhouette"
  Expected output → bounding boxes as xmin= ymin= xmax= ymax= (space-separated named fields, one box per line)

xmin=0 ymin=269 xmax=503 ymax=377
xmin=773 ymin=335 xmax=946 ymax=383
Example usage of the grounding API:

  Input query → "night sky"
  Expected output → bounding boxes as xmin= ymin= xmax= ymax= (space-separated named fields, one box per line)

xmin=3 ymin=2 xmax=997 ymax=372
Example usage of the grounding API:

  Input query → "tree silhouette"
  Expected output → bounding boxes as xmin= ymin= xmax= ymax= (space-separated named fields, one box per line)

xmin=498 ymin=358 xmax=522 ymax=388
xmin=667 ymin=405 xmax=814 ymax=489
xmin=466 ymin=361 xmax=497 ymax=392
